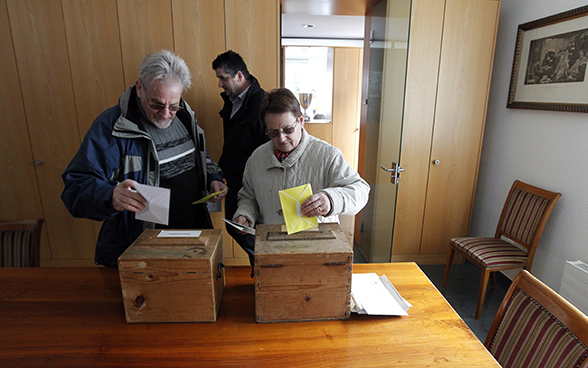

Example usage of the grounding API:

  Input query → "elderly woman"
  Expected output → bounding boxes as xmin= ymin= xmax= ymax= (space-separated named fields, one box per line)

xmin=233 ymin=88 xmax=370 ymax=235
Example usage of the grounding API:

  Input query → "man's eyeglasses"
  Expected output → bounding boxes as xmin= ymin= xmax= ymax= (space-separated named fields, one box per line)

xmin=142 ymin=82 xmax=184 ymax=112
xmin=266 ymin=119 xmax=299 ymax=138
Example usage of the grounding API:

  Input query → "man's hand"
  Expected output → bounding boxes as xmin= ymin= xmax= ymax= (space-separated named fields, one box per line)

xmin=301 ymin=192 xmax=331 ymax=217
xmin=209 ymin=180 xmax=228 ymax=203
xmin=112 ymin=179 xmax=147 ymax=212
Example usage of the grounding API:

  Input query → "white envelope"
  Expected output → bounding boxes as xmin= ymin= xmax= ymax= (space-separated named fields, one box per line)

xmin=134 ymin=183 xmax=170 ymax=226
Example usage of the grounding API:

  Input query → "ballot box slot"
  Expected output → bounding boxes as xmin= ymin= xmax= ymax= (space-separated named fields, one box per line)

xmin=266 ymin=230 xmax=336 ymax=241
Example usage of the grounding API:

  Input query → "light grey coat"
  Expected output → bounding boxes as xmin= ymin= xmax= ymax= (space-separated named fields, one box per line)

xmin=234 ymin=129 xmax=370 ymax=226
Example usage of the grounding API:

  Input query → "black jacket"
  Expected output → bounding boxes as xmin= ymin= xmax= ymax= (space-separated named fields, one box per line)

xmin=218 ymin=76 xmax=269 ymax=217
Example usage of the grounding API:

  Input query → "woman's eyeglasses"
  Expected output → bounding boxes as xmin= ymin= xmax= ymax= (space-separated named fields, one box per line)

xmin=266 ymin=119 xmax=299 ymax=138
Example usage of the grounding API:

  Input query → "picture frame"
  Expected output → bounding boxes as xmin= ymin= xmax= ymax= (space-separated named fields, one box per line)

xmin=507 ymin=6 xmax=588 ymax=112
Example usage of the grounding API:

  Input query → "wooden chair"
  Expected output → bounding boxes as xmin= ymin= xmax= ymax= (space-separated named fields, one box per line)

xmin=485 ymin=270 xmax=588 ymax=368
xmin=0 ymin=219 xmax=44 ymax=267
xmin=443 ymin=180 xmax=561 ymax=319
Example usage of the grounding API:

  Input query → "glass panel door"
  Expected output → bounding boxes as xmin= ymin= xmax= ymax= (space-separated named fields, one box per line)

xmin=356 ymin=0 xmax=411 ymax=262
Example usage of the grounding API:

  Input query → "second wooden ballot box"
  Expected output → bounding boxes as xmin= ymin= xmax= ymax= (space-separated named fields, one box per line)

xmin=254 ymin=223 xmax=353 ymax=323
xmin=118 ymin=229 xmax=224 ymax=323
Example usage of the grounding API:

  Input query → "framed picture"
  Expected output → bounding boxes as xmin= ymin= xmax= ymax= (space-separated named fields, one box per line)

xmin=508 ymin=6 xmax=588 ymax=112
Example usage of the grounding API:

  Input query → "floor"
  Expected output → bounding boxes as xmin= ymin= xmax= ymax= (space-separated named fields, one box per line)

xmin=353 ymin=247 xmax=510 ymax=342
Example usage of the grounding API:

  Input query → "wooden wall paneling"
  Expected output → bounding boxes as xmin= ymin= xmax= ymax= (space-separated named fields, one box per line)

xmin=0 ymin=0 xmax=45 ymax=224
xmin=117 ymin=0 xmax=175 ymax=87
xmin=304 ymin=123 xmax=333 ymax=143
xmin=62 ymin=0 xmax=126 ymax=136
xmin=62 ymin=0 xmax=127 ymax=245
xmin=6 ymin=0 xmax=96 ymax=262
xmin=172 ymin=0 xmax=248 ymax=265
xmin=172 ymin=0 xmax=226 ymax=162
xmin=391 ymin=0 xmax=445 ymax=258
xmin=420 ymin=0 xmax=499 ymax=255
xmin=224 ymin=0 xmax=280 ymax=90
xmin=332 ymin=47 xmax=362 ymax=170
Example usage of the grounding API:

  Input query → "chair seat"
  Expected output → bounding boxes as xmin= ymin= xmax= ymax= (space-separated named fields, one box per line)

xmin=451 ymin=237 xmax=528 ymax=269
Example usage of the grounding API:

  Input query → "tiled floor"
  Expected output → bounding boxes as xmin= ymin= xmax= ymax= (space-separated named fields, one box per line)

xmin=353 ymin=247 xmax=510 ymax=342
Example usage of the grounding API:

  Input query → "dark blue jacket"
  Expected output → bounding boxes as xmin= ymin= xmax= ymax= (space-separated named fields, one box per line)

xmin=62 ymin=86 xmax=222 ymax=266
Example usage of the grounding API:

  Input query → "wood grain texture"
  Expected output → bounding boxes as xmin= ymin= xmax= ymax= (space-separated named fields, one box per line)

xmin=6 ymin=0 xmax=96 ymax=261
xmin=117 ymin=0 xmax=174 ymax=87
xmin=391 ymin=0 xmax=445 ymax=257
xmin=0 ymin=263 xmax=500 ymax=367
xmin=420 ymin=0 xmax=500 ymax=255
xmin=118 ymin=229 xmax=224 ymax=323
xmin=225 ymin=0 xmax=279 ymax=91
xmin=0 ymin=2 xmax=44 ymax=223
xmin=332 ymin=47 xmax=362 ymax=169
xmin=62 ymin=0 xmax=126 ymax=136
xmin=173 ymin=0 xmax=226 ymax=162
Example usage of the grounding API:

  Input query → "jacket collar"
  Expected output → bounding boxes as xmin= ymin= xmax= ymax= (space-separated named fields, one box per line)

xmin=264 ymin=128 xmax=309 ymax=169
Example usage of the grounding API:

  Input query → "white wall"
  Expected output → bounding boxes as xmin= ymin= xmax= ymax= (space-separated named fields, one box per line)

xmin=471 ymin=0 xmax=588 ymax=290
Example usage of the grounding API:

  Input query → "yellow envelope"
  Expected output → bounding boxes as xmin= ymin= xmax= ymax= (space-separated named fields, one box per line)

xmin=191 ymin=189 xmax=227 ymax=205
xmin=279 ymin=183 xmax=318 ymax=234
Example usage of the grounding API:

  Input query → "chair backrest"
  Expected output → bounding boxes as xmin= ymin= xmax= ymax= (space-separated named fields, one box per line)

xmin=495 ymin=180 xmax=561 ymax=270
xmin=485 ymin=270 xmax=588 ymax=368
xmin=0 ymin=219 xmax=44 ymax=267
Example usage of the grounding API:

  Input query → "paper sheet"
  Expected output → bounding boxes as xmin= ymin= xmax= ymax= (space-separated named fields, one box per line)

xmin=222 ymin=218 xmax=256 ymax=235
xmin=351 ymin=273 xmax=412 ymax=316
xmin=134 ymin=183 xmax=170 ymax=226
xmin=157 ymin=230 xmax=202 ymax=237
xmin=278 ymin=183 xmax=318 ymax=234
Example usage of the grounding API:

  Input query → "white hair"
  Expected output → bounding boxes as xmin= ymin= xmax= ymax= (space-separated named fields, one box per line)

xmin=139 ymin=50 xmax=192 ymax=91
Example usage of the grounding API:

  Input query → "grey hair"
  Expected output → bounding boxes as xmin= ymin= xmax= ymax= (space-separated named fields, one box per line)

xmin=138 ymin=50 xmax=192 ymax=91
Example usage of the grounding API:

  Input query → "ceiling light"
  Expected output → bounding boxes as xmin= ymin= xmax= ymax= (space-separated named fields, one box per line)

xmin=301 ymin=24 xmax=315 ymax=28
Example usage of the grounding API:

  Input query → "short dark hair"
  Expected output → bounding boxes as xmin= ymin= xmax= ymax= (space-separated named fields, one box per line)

xmin=260 ymin=88 xmax=302 ymax=121
xmin=212 ymin=50 xmax=251 ymax=80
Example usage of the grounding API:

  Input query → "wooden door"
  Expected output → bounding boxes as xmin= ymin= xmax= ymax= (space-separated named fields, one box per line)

xmin=62 ymin=0 xmax=128 ymax=247
xmin=420 ymin=0 xmax=500 ymax=257
xmin=6 ymin=0 xmax=97 ymax=264
xmin=0 ymin=2 xmax=45 ymax=229
xmin=358 ymin=0 xmax=500 ymax=263
xmin=389 ymin=0 xmax=445 ymax=261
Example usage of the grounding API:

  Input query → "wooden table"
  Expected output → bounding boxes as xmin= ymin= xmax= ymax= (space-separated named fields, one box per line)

xmin=0 ymin=263 xmax=500 ymax=367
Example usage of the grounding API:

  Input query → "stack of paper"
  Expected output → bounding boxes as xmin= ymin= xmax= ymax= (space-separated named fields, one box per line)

xmin=351 ymin=273 xmax=412 ymax=316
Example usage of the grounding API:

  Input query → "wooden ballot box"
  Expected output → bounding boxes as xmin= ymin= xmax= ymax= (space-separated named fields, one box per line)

xmin=118 ymin=229 xmax=224 ymax=323
xmin=254 ymin=223 xmax=353 ymax=323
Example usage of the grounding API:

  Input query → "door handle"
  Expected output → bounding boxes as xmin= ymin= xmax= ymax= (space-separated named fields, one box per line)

xmin=380 ymin=162 xmax=405 ymax=186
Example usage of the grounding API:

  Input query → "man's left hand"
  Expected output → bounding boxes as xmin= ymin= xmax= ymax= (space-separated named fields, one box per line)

xmin=209 ymin=180 xmax=228 ymax=202
xmin=301 ymin=192 xmax=331 ymax=217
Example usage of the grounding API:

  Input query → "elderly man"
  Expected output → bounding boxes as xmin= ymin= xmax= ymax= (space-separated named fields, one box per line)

xmin=212 ymin=50 xmax=269 ymax=266
xmin=62 ymin=50 xmax=227 ymax=266
xmin=233 ymin=88 xmax=369 ymax=231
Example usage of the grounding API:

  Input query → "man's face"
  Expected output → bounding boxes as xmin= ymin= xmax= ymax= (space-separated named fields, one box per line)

xmin=215 ymin=68 xmax=243 ymax=97
xmin=136 ymin=80 xmax=183 ymax=129
xmin=264 ymin=112 xmax=304 ymax=153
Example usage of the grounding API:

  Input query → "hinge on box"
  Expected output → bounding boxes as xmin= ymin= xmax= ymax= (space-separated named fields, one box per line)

xmin=216 ymin=263 xmax=225 ymax=280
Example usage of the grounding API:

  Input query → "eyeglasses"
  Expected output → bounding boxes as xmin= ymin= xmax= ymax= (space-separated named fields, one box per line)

xmin=142 ymin=82 xmax=184 ymax=112
xmin=266 ymin=119 xmax=299 ymax=138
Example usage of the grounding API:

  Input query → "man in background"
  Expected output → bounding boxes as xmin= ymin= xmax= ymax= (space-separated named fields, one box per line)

xmin=213 ymin=50 xmax=269 ymax=267
xmin=62 ymin=50 xmax=227 ymax=266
